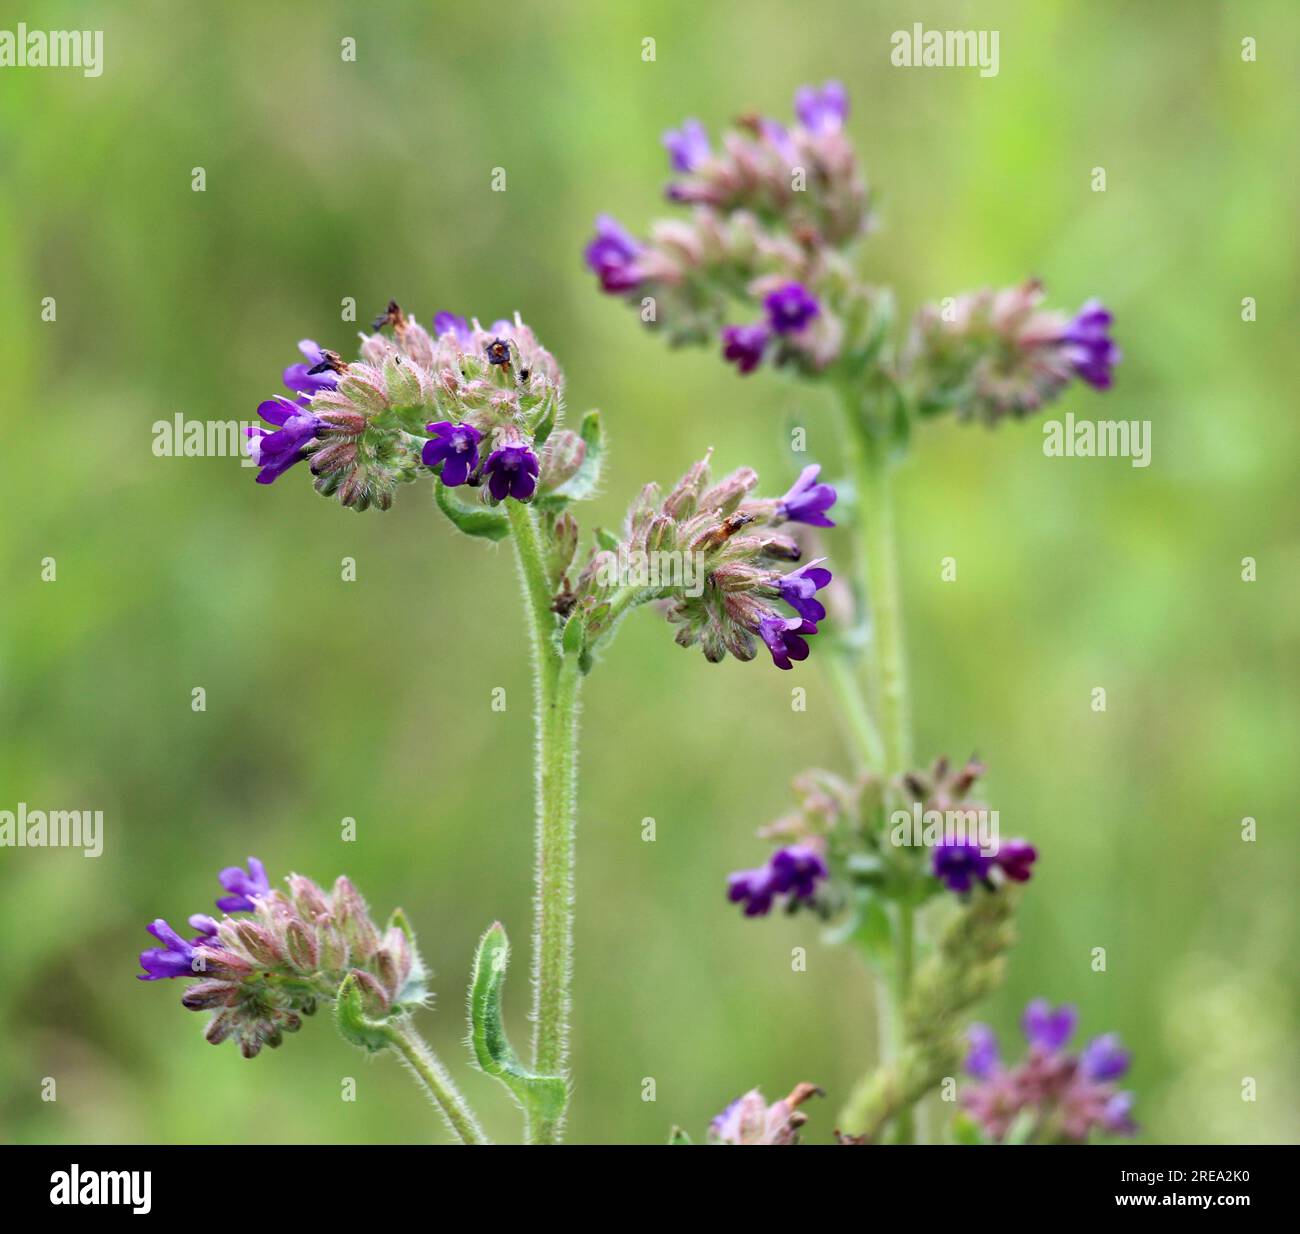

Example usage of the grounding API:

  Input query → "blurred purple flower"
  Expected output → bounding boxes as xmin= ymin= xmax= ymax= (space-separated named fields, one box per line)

xmin=584 ymin=214 xmax=644 ymax=293
xmin=1022 ymin=999 xmax=1078 ymax=1053
xmin=1081 ymin=1032 xmax=1132 ymax=1083
xmin=794 ymin=80 xmax=848 ymax=134
xmin=993 ymin=838 xmax=1038 ymax=883
xmin=764 ymin=283 xmax=820 ymax=334
xmin=1059 ymin=299 xmax=1120 ymax=390
xmin=721 ymin=322 xmax=770 ymax=374
xmin=933 ymin=837 xmax=992 ymax=893
xmin=433 ymin=312 xmax=472 ymax=344
xmin=728 ymin=844 xmax=828 ymax=916
xmin=663 ymin=117 xmax=710 ymax=172
xmin=966 ymin=1023 xmax=1001 ymax=1079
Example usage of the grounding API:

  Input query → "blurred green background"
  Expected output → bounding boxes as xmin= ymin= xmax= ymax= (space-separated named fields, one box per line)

xmin=1 ymin=0 xmax=1297 ymax=1145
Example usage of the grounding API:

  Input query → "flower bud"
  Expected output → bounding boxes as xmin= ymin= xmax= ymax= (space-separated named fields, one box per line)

xmin=284 ymin=919 xmax=319 ymax=973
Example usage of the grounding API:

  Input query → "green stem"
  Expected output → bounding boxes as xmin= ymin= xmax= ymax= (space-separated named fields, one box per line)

xmin=836 ymin=386 xmax=918 ymax=1142
xmin=384 ymin=1020 xmax=489 ymax=1145
xmin=506 ymin=500 xmax=582 ymax=1144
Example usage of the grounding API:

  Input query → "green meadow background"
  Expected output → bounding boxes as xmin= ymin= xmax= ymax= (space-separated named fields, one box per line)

xmin=1 ymin=0 xmax=1296 ymax=1144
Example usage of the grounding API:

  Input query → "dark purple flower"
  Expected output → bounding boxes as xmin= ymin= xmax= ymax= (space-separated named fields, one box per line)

xmin=721 ymin=322 xmax=770 ymax=374
xmin=794 ymin=80 xmax=849 ymax=135
xmin=1022 ymin=999 xmax=1078 ymax=1053
xmin=764 ymin=283 xmax=820 ymax=334
xmin=728 ymin=845 xmax=827 ymax=916
xmin=137 ymin=919 xmax=201 ymax=981
xmin=483 ymin=443 xmax=540 ymax=502
xmin=282 ymin=340 xmax=339 ymax=396
xmin=776 ymin=558 xmax=832 ymax=625
xmin=433 ymin=312 xmax=472 ymax=344
xmin=966 ymin=1024 xmax=1001 ymax=1079
xmin=758 ymin=614 xmax=815 ymax=670
xmin=663 ymin=117 xmax=710 ymax=172
xmin=993 ymin=838 xmax=1038 ymax=883
xmin=777 ymin=464 xmax=837 ymax=527
xmin=933 ymin=837 xmax=992 ymax=893
xmin=216 ymin=857 xmax=270 ymax=914
xmin=584 ymin=214 xmax=644 ymax=293
xmin=1080 ymin=1033 xmax=1132 ymax=1083
xmin=1059 ymin=299 xmax=1120 ymax=390
xmin=1101 ymin=1090 xmax=1138 ymax=1135
xmin=769 ymin=845 xmax=829 ymax=899
xmin=246 ymin=398 xmax=323 ymax=485
xmin=423 ymin=420 xmax=482 ymax=487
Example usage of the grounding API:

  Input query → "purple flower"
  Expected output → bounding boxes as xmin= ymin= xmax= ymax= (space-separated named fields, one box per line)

xmin=758 ymin=614 xmax=815 ymax=670
xmin=245 ymin=398 xmax=323 ymax=485
xmin=776 ymin=558 xmax=832 ymax=625
xmin=483 ymin=443 xmax=540 ymax=502
xmin=728 ymin=845 xmax=828 ymax=916
xmin=794 ymin=80 xmax=849 ymax=135
xmin=282 ymin=340 xmax=339 ymax=396
xmin=777 ymin=464 xmax=837 ymax=528
xmin=933 ymin=837 xmax=992 ymax=893
xmin=188 ymin=914 xmax=220 ymax=940
xmin=137 ymin=919 xmax=201 ymax=981
xmin=1022 ymin=999 xmax=1078 ymax=1053
xmin=721 ymin=322 xmax=770 ymax=374
xmin=663 ymin=117 xmax=710 ymax=172
xmin=584 ymin=214 xmax=644 ymax=293
xmin=764 ymin=283 xmax=820 ymax=335
xmin=966 ymin=1023 xmax=1001 ymax=1078
xmin=993 ymin=838 xmax=1038 ymax=883
xmin=216 ymin=857 xmax=270 ymax=914
xmin=1059 ymin=299 xmax=1120 ymax=390
xmin=1080 ymin=1033 xmax=1132 ymax=1083
xmin=759 ymin=118 xmax=798 ymax=163
xmin=422 ymin=420 xmax=482 ymax=486
xmin=1101 ymin=1090 xmax=1138 ymax=1135
xmin=433 ymin=312 xmax=472 ymax=344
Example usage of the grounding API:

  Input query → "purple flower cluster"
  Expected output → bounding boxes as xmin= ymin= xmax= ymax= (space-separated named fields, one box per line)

xmin=932 ymin=836 xmax=1038 ymax=894
xmin=962 ymin=1000 xmax=1136 ymax=1142
xmin=138 ymin=857 xmax=266 ymax=980
xmin=727 ymin=844 xmax=829 ymax=917
xmin=721 ymin=283 xmax=821 ymax=376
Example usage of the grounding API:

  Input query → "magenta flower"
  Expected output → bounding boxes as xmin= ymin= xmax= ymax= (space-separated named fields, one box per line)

xmin=216 ymin=857 xmax=270 ymax=914
xmin=584 ymin=214 xmax=644 ymax=293
xmin=282 ymin=339 xmax=339 ymax=397
xmin=777 ymin=464 xmax=837 ymax=527
xmin=1059 ymin=299 xmax=1120 ymax=390
xmin=423 ymin=421 xmax=482 ymax=487
xmin=663 ymin=117 xmax=710 ymax=172
xmin=484 ymin=443 xmax=540 ymax=501
xmin=245 ymin=398 xmax=324 ymax=485
xmin=764 ymin=283 xmax=820 ymax=334
xmin=794 ymin=80 xmax=848 ymax=135
xmin=721 ymin=322 xmax=770 ymax=374
xmin=992 ymin=838 xmax=1037 ymax=883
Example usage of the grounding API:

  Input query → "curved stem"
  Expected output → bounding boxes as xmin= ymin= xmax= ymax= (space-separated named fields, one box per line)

xmin=506 ymin=500 xmax=582 ymax=1144
xmin=384 ymin=1019 xmax=488 ymax=1145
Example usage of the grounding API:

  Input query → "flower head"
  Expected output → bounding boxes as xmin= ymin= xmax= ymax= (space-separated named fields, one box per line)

xmin=777 ymin=464 xmax=837 ymax=527
xmin=663 ymin=117 xmax=710 ymax=172
xmin=764 ymin=283 xmax=820 ymax=334
xmin=422 ymin=420 xmax=482 ymax=487
xmin=794 ymin=80 xmax=849 ymax=135
xmin=483 ymin=442 xmax=540 ymax=501
xmin=584 ymin=214 xmax=644 ymax=293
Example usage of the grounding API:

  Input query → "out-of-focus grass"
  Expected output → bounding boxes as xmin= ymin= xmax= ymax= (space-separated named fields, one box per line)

xmin=0 ymin=0 xmax=1296 ymax=1144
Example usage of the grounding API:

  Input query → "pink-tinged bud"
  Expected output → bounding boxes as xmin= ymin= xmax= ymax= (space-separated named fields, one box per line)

xmin=538 ymin=430 xmax=587 ymax=493
xmin=181 ymin=981 xmax=238 ymax=1011
xmin=644 ymin=514 xmax=678 ymax=555
xmin=233 ymin=921 xmax=285 ymax=968
xmin=194 ymin=946 xmax=253 ymax=981
xmin=332 ymin=877 xmax=382 ymax=959
xmin=314 ymin=409 xmax=367 ymax=435
xmin=374 ymin=927 xmax=413 ymax=998
xmin=308 ymin=441 xmax=358 ymax=476
xmin=284 ymin=919 xmax=319 ymax=973
xmin=336 ymin=369 xmax=390 ymax=415
xmin=288 ymin=874 xmax=331 ymax=921
xmin=349 ymin=968 xmax=391 ymax=1018
xmin=663 ymin=451 xmax=713 ymax=520
xmin=701 ymin=467 xmax=759 ymax=514
xmin=317 ymin=918 xmax=350 ymax=972
xmin=758 ymin=533 xmax=803 ymax=561
xmin=205 ymin=1011 xmax=236 ymax=1045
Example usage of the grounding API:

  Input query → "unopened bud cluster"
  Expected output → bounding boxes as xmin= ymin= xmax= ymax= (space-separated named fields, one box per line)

xmin=138 ymin=857 xmax=425 ymax=1058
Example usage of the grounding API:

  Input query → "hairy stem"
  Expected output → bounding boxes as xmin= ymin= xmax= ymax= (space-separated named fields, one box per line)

xmin=837 ymin=386 xmax=918 ymax=1141
xmin=384 ymin=1020 xmax=489 ymax=1145
xmin=506 ymin=500 xmax=582 ymax=1144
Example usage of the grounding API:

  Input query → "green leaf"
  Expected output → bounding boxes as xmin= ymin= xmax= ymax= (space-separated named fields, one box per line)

xmin=549 ymin=410 xmax=603 ymax=501
xmin=434 ymin=481 xmax=510 ymax=541
xmin=593 ymin=525 xmax=621 ymax=553
xmin=333 ymin=971 xmax=392 ymax=1054
xmin=468 ymin=923 xmax=567 ymax=1123
xmin=561 ymin=611 xmax=585 ymax=656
